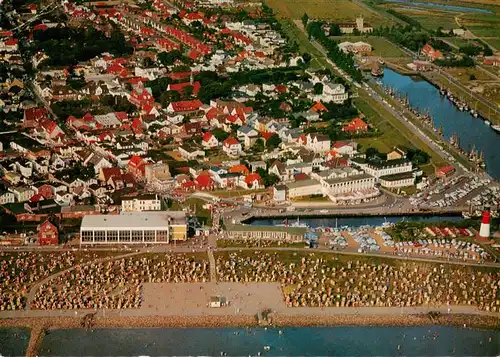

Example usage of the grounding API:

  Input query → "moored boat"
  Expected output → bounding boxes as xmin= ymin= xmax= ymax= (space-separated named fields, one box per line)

xmin=491 ymin=124 xmax=500 ymax=133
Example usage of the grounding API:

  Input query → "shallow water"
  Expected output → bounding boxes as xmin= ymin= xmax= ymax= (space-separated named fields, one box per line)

xmin=37 ymin=326 xmax=500 ymax=356
xmin=0 ymin=327 xmax=30 ymax=356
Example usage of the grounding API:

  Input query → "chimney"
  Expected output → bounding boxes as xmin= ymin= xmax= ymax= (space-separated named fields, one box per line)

xmin=477 ymin=210 xmax=491 ymax=242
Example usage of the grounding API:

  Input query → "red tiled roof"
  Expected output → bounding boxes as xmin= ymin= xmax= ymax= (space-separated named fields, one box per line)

xmin=244 ymin=173 xmax=261 ymax=185
xmin=223 ymin=137 xmax=239 ymax=146
xmin=170 ymin=99 xmax=202 ymax=112
xmin=202 ymin=132 xmax=215 ymax=142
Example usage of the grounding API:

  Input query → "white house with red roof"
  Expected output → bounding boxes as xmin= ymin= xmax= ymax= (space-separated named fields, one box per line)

xmin=332 ymin=141 xmax=357 ymax=156
xmin=239 ymin=173 xmax=263 ymax=189
xmin=421 ymin=44 xmax=444 ymax=61
xmin=0 ymin=38 xmax=19 ymax=52
xmin=342 ymin=117 xmax=368 ymax=134
xmin=222 ymin=137 xmax=242 ymax=157
xmin=202 ymin=132 xmax=219 ymax=148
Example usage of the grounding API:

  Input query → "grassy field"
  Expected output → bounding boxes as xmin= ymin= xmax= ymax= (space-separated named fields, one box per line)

xmin=440 ymin=38 xmax=483 ymax=48
xmin=265 ymin=0 xmax=391 ymax=25
xmin=279 ymin=18 xmax=327 ymax=69
xmin=330 ymin=35 xmax=410 ymax=58
xmin=482 ymin=38 xmax=500 ymax=50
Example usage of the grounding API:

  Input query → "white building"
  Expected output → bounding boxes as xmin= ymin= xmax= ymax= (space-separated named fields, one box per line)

xmin=321 ymin=174 xmax=375 ymax=194
xmin=298 ymin=133 xmax=331 ymax=153
xmin=379 ymin=172 xmax=415 ymax=188
xmin=352 ymin=159 xmax=413 ymax=179
xmin=285 ymin=179 xmax=323 ymax=199
xmin=80 ymin=211 xmax=187 ymax=245
xmin=121 ymin=194 xmax=161 ymax=212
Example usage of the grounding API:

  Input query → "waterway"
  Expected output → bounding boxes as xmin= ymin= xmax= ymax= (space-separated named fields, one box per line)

xmin=385 ymin=0 xmax=493 ymax=14
xmin=249 ymin=214 xmax=462 ymax=228
xmin=34 ymin=326 xmax=499 ymax=356
xmin=379 ymin=68 xmax=500 ymax=179
xmin=0 ymin=327 xmax=30 ymax=356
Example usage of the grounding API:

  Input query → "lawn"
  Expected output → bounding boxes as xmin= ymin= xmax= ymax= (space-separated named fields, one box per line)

xmin=265 ymin=0 xmax=391 ymax=26
xmin=279 ymin=18 xmax=327 ymax=70
xmin=330 ymin=35 xmax=410 ymax=58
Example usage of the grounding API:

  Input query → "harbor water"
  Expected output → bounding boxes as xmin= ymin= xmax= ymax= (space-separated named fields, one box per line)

xmin=249 ymin=214 xmax=462 ymax=228
xmin=35 ymin=326 xmax=500 ymax=356
xmin=379 ymin=68 xmax=500 ymax=179
xmin=0 ymin=328 xmax=30 ymax=356
xmin=384 ymin=0 xmax=493 ymax=14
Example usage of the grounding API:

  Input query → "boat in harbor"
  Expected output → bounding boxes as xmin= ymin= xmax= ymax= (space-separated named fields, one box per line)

xmin=491 ymin=124 xmax=500 ymax=134
xmin=485 ymin=120 xmax=491 ymax=126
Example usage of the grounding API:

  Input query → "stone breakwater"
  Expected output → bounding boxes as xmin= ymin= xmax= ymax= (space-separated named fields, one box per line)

xmin=2 ymin=313 xmax=500 ymax=357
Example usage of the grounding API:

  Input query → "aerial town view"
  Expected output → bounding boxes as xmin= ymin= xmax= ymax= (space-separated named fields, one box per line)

xmin=0 ymin=0 xmax=499 ymax=354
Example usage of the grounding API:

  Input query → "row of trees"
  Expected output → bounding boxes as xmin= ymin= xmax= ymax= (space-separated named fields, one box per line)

xmin=306 ymin=21 xmax=363 ymax=82
xmin=33 ymin=27 xmax=133 ymax=67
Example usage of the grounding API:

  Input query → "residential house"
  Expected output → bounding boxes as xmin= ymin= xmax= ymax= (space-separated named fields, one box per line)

xmin=38 ymin=219 xmax=59 ymax=245
xmin=178 ymin=143 xmax=205 ymax=160
xmin=237 ymin=126 xmax=259 ymax=148
xmin=342 ymin=117 xmax=368 ymax=134
xmin=298 ymin=133 xmax=331 ymax=153
xmin=222 ymin=137 xmax=243 ymax=157
xmin=122 ymin=194 xmax=161 ymax=211
xmin=202 ymin=132 xmax=219 ymax=149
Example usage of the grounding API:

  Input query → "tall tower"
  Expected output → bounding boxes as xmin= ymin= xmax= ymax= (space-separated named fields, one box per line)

xmin=356 ymin=16 xmax=364 ymax=31
xmin=477 ymin=210 xmax=491 ymax=242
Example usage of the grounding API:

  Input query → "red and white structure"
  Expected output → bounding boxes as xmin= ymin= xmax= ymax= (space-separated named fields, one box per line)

xmin=477 ymin=211 xmax=491 ymax=242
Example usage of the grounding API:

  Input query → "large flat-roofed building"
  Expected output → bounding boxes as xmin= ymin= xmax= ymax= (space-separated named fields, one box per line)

xmin=80 ymin=211 xmax=187 ymax=245
xmin=227 ymin=224 xmax=307 ymax=242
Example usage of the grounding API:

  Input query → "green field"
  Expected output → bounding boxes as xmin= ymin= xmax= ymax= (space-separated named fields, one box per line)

xmin=331 ymin=35 xmax=410 ymax=57
xmin=279 ymin=18 xmax=327 ymax=69
xmin=265 ymin=0 xmax=391 ymax=26
xmin=483 ymin=38 xmax=500 ymax=50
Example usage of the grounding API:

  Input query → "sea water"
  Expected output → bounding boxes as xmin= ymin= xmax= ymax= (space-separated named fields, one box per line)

xmin=36 ymin=326 xmax=499 ymax=356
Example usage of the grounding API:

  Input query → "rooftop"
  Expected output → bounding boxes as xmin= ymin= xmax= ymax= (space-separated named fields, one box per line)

xmin=228 ymin=224 xmax=307 ymax=236
xmin=81 ymin=211 xmax=186 ymax=230
xmin=325 ymin=174 xmax=373 ymax=185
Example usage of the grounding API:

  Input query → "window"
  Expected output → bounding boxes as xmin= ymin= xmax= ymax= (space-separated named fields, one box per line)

xmin=107 ymin=230 xmax=118 ymax=242
xmin=81 ymin=230 xmax=93 ymax=242
xmin=94 ymin=230 xmax=106 ymax=242
xmin=144 ymin=230 xmax=155 ymax=242
xmin=131 ymin=230 xmax=143 ymax=242
xmin=156 ymin=230 xmax=169 ymax=242
xmin=118 ymin=230 xmax=131 ymax=242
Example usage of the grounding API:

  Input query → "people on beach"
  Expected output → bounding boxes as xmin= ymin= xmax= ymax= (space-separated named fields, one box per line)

xmin=32 ymin=254 xmax=209 ymax=310
xmin=0 ymin=251 xmax=99 ymax=311
xmin=216 ymin=251 xmax=499 ymax=311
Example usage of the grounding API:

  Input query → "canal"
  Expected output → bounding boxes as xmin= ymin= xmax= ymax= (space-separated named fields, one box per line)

xmin=384 ymin=0 xmax=493 ymax=14
xmin=249 ymin=214 xmax=463 ymax=228
xmin=379 ymin=68 xmax=500 ymax=179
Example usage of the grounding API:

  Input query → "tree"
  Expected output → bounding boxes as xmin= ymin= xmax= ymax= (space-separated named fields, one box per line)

xmin=301 ymin=13 xmax=309 ymax=28
xmin=212 ymin=128 xmax=229 ymax=142
xmin=182 ymin=85 xmax=194 ymax=99
xmin=266 ymin=134 xmax=282 ymax=150
xmin=160 ymin=90 xmax=181 ymax=107
xmin=314 ymin=82 xmax=323 ymax=95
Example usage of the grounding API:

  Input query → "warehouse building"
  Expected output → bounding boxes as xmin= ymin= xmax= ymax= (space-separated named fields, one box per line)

xmin=80 ymin=211 xmax=187 ymax=245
